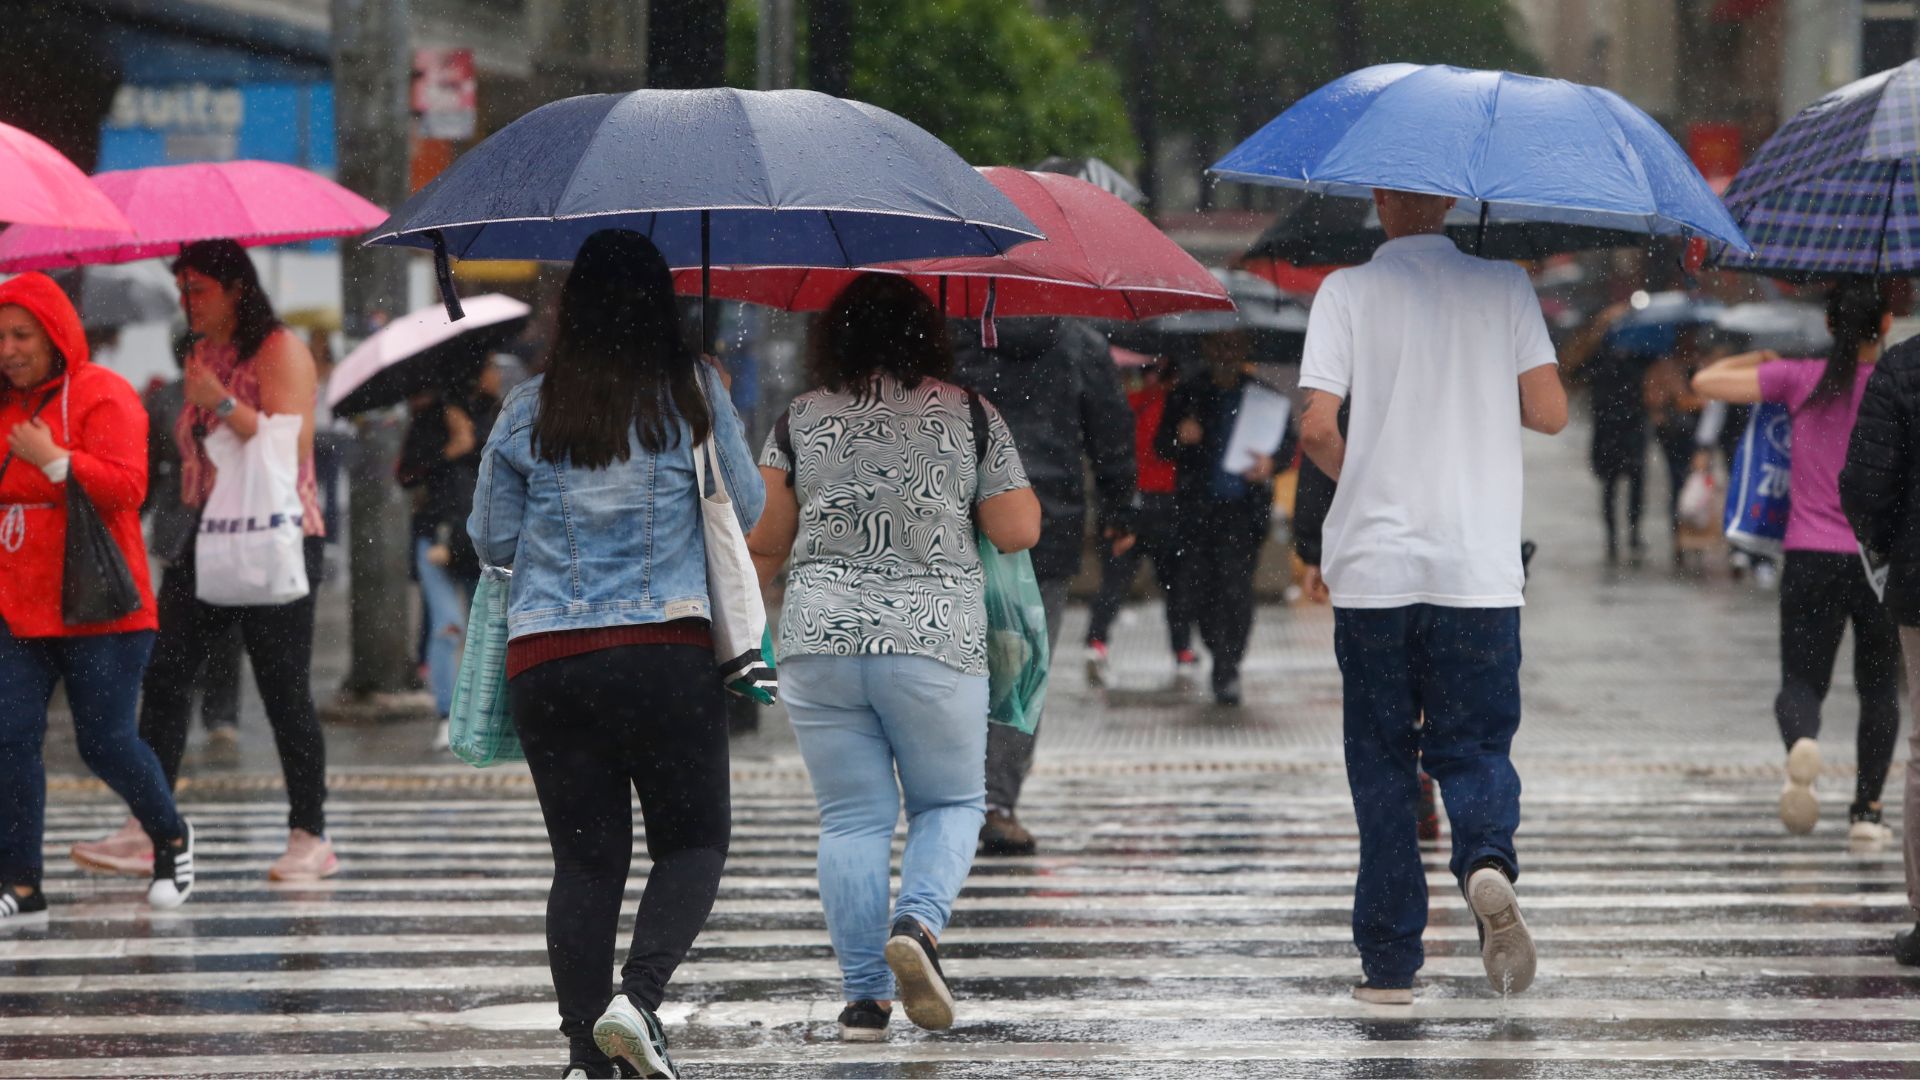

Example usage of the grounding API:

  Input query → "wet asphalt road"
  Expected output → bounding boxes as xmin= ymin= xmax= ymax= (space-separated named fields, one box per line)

xmin=15 ymin=419 xmax=1917 ymax=1076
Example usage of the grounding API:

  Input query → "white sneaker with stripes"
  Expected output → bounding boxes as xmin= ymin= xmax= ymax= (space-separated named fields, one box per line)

xmin=147 ymin=819 xmax=195 ymax=909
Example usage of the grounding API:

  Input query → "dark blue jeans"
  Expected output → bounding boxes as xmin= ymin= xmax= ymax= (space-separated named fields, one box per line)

xmin=0 ymin=624 xmax=183 ymax=889
xmin=1334 ymin=605 xmax=1523 ymax=988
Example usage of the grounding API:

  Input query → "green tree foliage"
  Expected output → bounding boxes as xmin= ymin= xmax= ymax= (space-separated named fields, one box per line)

xmin=727 ymin=0 xmax=1138 ymax=167
xmin=1050 ymin=0 xmax=1539 ymax=172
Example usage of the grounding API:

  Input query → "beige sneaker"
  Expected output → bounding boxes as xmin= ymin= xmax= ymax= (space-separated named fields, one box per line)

xmin=1780 ymin=738 xmax=1820 ymax=835
xmin=1352 ymin=984 xmax=1414 ymax=1005
xmin=70 ymin=817 xmax=153 ymax=876
xmin=268 ymin=829 xmax=339 ymax=881
xmin=1468 ymin=866 xmax=1536 ymax=994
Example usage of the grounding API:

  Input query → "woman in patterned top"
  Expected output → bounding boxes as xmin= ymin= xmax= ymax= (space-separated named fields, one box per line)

xmin=749 ymin=275 xmax=1040 ymax=1042
xmin=71 ymin=240 xmax=337 ymax=884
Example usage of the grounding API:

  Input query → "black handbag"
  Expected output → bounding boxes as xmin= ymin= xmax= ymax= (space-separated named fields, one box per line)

xmin=61 ymin=477 xmax=142 ymax=625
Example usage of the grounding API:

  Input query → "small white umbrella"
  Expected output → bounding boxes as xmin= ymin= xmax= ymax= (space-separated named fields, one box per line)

xmin=327 ymin=294 xmax=531 ymax=415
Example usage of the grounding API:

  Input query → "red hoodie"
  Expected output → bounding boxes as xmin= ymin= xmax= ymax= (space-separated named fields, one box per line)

xmin=0 ymin=272 xmax=157 ymax=638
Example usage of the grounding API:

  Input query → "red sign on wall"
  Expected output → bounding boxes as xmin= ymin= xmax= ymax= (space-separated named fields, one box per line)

xmin=1687 ymin=122 xmax=1744 ymax=184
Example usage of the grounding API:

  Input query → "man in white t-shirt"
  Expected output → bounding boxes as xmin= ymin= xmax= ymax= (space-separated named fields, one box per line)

xmin=1298 ymin=188 xmax=1567 ymax=1005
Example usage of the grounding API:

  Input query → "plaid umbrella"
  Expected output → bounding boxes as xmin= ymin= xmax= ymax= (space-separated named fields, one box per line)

xmin=1713 ymin=60 xmax=1920 ymax=279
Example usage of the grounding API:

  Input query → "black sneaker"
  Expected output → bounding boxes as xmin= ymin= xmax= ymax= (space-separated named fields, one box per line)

xmin=148 ymin=820 xmax=194 ymax=909
xmin=884 ymin=917 xmax=955 ymax=1030
xmin=1212 ymin=674 xmax=1243 ymax=707
xmin=837 ymin=999 xmax=891 ymax=1042
xmin=0 ymin=885 xmax=47 ymax=920
xmin=1896 ymin=924 xmax=1920 ymax=967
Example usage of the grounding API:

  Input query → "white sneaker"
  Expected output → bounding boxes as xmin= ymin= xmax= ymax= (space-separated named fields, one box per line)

xmin=147 ymin=820 xmax=195 ymax=909
xmin=1849 ymin=812 xmax=1896 ymax=846
xmin=1781 ymin=738 xmax=1820 ymax=835
xmin=431 ymin=720 xmax=452 ymax=751
xmin=1467 ymin=866 xmax=1536 ymax=994
xmin=1352 ymin=984 xmax=1413 ymax=1005
xmin=593 ymin=994 xmax=677 ymax=1078
xmin=1754 ymin=561 xmax=1780 ymax=589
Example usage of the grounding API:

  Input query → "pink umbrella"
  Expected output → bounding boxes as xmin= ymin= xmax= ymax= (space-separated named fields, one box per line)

xmin=670 ymin=168 xmax=1233 ymax=321
xmin=0 ymin=122 xmax=131 ymax=231
xmin=0 ymin=160 xmax=385 ymax=272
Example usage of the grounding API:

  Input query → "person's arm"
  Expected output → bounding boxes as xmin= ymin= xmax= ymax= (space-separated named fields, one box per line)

xmin=9 ymin=379 xmax=151 ymax=510
xmin=1153 ymin=380 xmax=1197 ymax=466
xmin=1558 ymin=301 xmax=1631 ymax=375
xmin=441 ymin=405 xmax=476 ymax=461
xmin=978 ymin=488 xmax=1042 ymax=552
xmin=1519 ymin=365 xmax=1569 ymax=435
xmin=186 ymin=331 xmax=317 ymax=443
xmin=467 ymin=396 xmax=528 ymax=568
xmin=976 ymin=399 xmax=1042 ymax=552
xmin=1841 ymin=361 xmax=1911 ymax=557
xmin=1299 ymin=390 xmax=1346 ymax=480
xmin=746 ymin=467 xmax=798 ymax=589
xmin=1691 ymin=349 xmax=1778 ymax=404
xmin=703 ymin=362 xmax=765 ymax=531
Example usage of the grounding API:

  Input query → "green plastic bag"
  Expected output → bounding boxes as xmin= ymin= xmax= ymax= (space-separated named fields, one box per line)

xmin=448 ymin=568 xmax=523 ymax=767
xmin=978 ymin=533 xmax=1049 ymax=734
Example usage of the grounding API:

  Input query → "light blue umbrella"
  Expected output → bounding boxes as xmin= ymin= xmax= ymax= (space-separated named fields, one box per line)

xmin=368 ymin=88 xmax=1042 ymax=333
xmin=1210 ymin=64 xmax=1749 ymax=253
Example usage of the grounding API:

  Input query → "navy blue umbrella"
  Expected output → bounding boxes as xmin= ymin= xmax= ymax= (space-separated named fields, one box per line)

xmin=1210 ymin=64 xmax=1749 ymax=253
xmin=369 ymin=88 xmax=1043 ymax=332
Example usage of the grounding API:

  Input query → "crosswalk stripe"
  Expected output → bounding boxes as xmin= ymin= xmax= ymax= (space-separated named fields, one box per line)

xmin=9 ymin=774 xmax=1911 ymax=1076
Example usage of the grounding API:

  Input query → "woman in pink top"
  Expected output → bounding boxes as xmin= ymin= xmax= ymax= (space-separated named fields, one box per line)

xmin=1694 ymin=280 xmax=1900 ymax=845
xmin=70 ymin=241 xmax=338 ymax=883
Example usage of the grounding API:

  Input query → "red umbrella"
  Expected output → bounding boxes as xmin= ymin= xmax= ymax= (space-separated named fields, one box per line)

xmin=0 ymin=122 xmax=131 ymax=231
xmin=0 ymin=160 xmax=385 ymax=272
xmin=671 ymin=168 xmax=1232 ymax=321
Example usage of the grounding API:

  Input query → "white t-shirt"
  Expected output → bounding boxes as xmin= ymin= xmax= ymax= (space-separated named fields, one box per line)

xmin=1298 ymin=234 xmax=1557 ymax=609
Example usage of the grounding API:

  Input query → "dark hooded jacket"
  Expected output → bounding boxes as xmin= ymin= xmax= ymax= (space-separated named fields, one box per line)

xmin=950 ymin=317 xmax=1137 ymax=582
xmin=1841 ymin=336 xmax=1920 ymax=623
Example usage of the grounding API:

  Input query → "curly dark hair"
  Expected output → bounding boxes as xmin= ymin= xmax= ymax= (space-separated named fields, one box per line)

xmin=806 ymin=274 xmax=952 ymax=394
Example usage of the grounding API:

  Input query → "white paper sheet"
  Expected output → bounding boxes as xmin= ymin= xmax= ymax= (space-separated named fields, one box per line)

xmin=1222 ymin=383 xmax=1293 ymax=475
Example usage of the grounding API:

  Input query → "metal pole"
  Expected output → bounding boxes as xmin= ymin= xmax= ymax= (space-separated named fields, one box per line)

xmin=330 ymin=0 xmax=426 ymax=714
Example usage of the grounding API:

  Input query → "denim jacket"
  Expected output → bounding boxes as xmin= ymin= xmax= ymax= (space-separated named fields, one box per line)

xmin=468 ymin=363 xmax=765 ymax=640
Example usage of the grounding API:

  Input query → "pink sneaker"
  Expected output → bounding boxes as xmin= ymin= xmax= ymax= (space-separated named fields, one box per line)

xmin=70 ymin=817 xmax=153 ymax=876
xmin=268 ymin=829 xmax=338 ymax=881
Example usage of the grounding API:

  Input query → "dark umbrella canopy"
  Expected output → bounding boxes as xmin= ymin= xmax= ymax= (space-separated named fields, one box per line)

xmin=1248 ymin=192 xmax=1648 ymax=266
xmin=369 ymin=88 xmax=1043 ymax=267
xmin=1712 ymin=60 xmax=1920 ymax=280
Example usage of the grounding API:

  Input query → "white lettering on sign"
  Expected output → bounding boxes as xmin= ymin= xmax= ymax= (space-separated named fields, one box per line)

xmin=109 ymin=85 xmax=246 ymax=134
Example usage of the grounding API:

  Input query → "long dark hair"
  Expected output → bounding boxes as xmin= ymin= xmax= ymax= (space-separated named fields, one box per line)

xmin=172 ymin=239 xmax=281 ymax=359
xmin=1813 ymin=277 xmax=1893 ymax=403
xmin=807 ymin=274 xmax=952 ymax=394
xmin=532 ymin=229 xmax=709 ymax=468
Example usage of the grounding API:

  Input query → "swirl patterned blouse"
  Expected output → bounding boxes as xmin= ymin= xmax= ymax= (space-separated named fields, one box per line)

xmin=761 ymin=374 xmax=1030 ymax=675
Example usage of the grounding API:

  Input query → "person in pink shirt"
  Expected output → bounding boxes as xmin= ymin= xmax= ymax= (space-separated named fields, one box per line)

xmin=1694 ymin=279 xmax=1901 ymax=845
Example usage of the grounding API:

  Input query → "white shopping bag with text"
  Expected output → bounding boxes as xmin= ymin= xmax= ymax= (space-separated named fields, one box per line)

xmin=195 ymin=414 xmax=310 ymax=606
xmin=692 ymin=434 xmax=775 ymax=703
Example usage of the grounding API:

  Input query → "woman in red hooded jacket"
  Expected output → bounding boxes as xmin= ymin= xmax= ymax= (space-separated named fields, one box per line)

xmin=0 ymin=272 xmax=195 ymax=920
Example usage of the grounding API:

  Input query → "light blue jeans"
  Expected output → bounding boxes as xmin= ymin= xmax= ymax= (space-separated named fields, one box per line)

xmin=415 ymin=538 xmax=470 ymax=719
xmin=782 ymin=654 xmax=989 ymax=1001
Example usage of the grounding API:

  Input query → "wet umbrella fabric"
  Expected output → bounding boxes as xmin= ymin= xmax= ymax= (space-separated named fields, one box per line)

xmin=1210 ymin=64 xmax=1749 ymax=252
xmin=0 ymin=122 xmax=131 ymax=231
xmin=367 ymin=88 xmax=1041 ymax=269
xmin=668 ymin=169 xmax=1230 ymax=320
xmin=326 ymin=294 xmax=532 ymax=417
xmin=1248 ymin=192 xmax=1646 ymax=266
xmin=0 ymin=161 xmax=386 ymax=272
xmin=1712 ymin=60 xmax=1920 ymax=279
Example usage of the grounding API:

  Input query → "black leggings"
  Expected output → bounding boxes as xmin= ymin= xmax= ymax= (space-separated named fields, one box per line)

xmin=1776 ymin=551 xmax=1904 ymax=808
xmin=1599 ymin=466 xmax=1645 ymax=552
xmin=510 ymin=644 xmax=731 ymax=1058
xmin=138 ymin=537 xmax=328 ymax=834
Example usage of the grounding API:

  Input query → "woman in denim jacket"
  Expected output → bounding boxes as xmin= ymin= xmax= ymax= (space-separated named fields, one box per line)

xmin=469 ymin=229 xmax=763 ymax=1080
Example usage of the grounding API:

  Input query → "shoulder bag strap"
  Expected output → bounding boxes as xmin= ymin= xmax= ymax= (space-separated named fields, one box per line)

xmin=773 ymin=407 xmax=796 ymax=489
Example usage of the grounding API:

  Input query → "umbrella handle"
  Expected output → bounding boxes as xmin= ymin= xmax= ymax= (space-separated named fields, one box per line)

xmin=430 ymin=231 xmax=466 ymax=322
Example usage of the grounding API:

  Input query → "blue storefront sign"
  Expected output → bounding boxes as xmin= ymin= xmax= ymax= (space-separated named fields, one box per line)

xmin=94 ymin=24 xmax=335 ymax=173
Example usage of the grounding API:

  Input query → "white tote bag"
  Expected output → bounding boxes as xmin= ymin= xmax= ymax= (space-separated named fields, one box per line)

xmin=195 ymin=413 xmax=311 ymax=606
xmin=691 ymin=433 xmax=775 ymax=703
